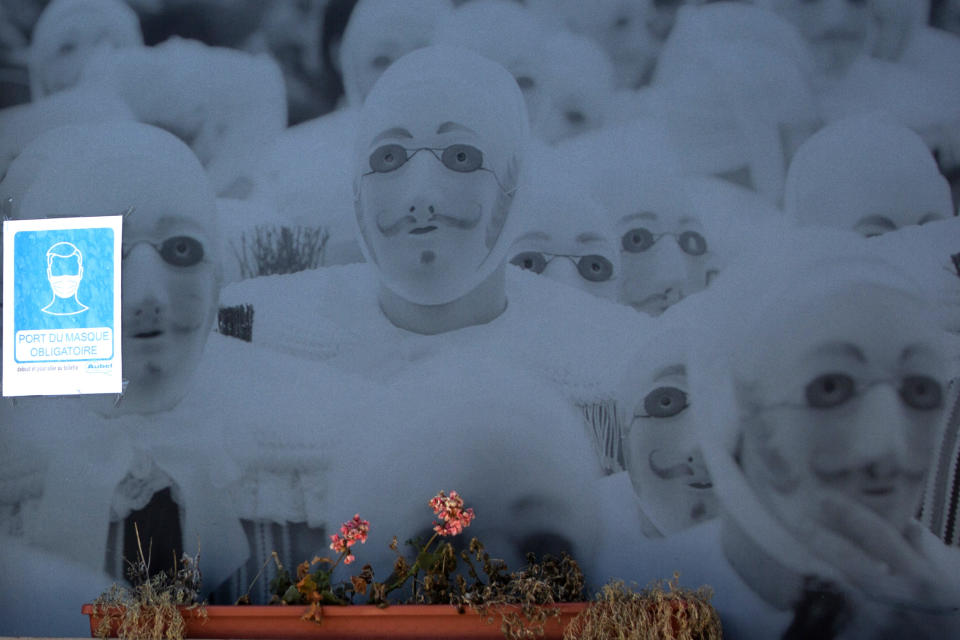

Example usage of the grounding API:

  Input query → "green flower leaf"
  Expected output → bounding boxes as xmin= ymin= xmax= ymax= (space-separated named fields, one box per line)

xmin=282 ymin=584 xmax=303 ymax=604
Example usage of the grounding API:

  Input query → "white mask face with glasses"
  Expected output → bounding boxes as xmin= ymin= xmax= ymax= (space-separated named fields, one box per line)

xmin=735 ymin=283 xmax=948 ymax=534
xmin=17 ymin=124 xmax=219 ymax=412
xmin=34 ymin=8 xmax=139 ymax=99
xmin=354 ymin=48 xmax=527 ymax=307
xmin=620 ymin=333 xmax=718 ymax=536
xmin=509 ymin=191 xmax=620 ymax=300
xmin=615 ymin=209 xmax=712 ymax=316
xmin=339 ymin=0 xmax=449 ymax=107
xmin=511 ymin=247 xmax=617 ymax=299
xmin=359 ymin=135 xmax=513 ymax=306
xmin=120 ymin=210 xmax=215 ymax=389
xmin=528 ymin=0 xmax=658 ymax=89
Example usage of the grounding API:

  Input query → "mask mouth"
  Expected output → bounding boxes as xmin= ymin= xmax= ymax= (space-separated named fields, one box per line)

xmin=647 ymin=292 xmax=669 ymax=304
xmin=688 ymin=481 xmax=714 ymax=490
xmin=855 ymin=468 xmax=924 ymax=494
xmin=633 ymin=289 xmax=683 ymax=314
xmin=132 ymin=330 xmax=164 ymax=339
xmin=376 ymin=206 xmax=482 ymax=237
xmin=815 ymin=463 xmax=925 ymax=493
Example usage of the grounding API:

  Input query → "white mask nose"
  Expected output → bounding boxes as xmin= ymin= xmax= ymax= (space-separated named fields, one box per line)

xmin=849 ymin=384 xmax=910 ymax=464
xmin=407 ymin=197 xmax=438 ymax=225
xmin=126 ymin=294 xmax=167 ymax=334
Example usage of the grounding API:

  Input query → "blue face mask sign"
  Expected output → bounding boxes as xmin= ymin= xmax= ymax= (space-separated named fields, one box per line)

xmin=3 ymin=216 xmax=123 ymax=396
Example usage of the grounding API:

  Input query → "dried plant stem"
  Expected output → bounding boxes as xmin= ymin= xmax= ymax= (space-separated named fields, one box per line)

xmin=236 ymin=551 xmax=283 ymax=605
xmin=563 ymin=576 xmax=722 ymax=640
xmin=92 ymin=526 xmax=204 ymax=640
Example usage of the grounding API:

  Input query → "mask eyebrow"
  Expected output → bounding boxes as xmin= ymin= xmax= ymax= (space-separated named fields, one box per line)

xmin=370 ymin=127 xmax=414 ymax=145
xmin=139 ymin=215 xmax=212 ymax=242
xmin=620 ymin=211 xmax=658 ymax=225
xmin=156 ymin=215 xmax=207 ymax=230
xmin=809 ymin=341 xmax=867 ymax=363
xmin=677 ymin=216 xmax=701 ymax=227
xmin=436 ymin=121 xmax=477 ymax=135
xmin=515 ymin=231 xmax=551 ymax=243
xmin=854 ymin=215 xmax=897 ymax=232
xmin=918 ymin=212 xmax=946 ymax=225
xmin=575 ymin=231 xmax=605 ymax=244
xmin=899 ymin=344 xmax=939 ymax=363
xmin=653 ymin=364 xmax=686 ymax=381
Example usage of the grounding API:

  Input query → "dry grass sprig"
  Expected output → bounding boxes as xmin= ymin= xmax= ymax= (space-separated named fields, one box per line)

xmin=92 ymin=525 xmax=206 ymax=640
xmin=563 ymin=574 xmax=722 ymax=640
xmin=461 ymin=542 xmax=586 ymax=640
xmin=233 ymin=224 xmax=329 ymax=279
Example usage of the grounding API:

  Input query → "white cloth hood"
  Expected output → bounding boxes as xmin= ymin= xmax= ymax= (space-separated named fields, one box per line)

xmin=513 ymin=148 xmax=618 ymax=265
xmin=651 ymin=4 xmax=817 ymax=203
xmin=784 ymin=114 xmax=953 ymax=230
xmin=0 ymin=86 xmax=134 ymax=189
xmin=354 ymin=45 xmax=530 ymax=305
xmin=78 ymin=37 xmax=287 ymax=197
xmin=356 ymin=45 xmax=529 ymax=180
xmin=28 ymin=0 xmax=142 ymax=100
xmin=431 ymin=0 xmax=550 ymax=64
xmin=556 ymin=119 xmax=692 ymax=231
xmin=430 ymin=0 xmax=551 ymax=89
xmin=340 ymin=0 xmax=453 ymax=107
xmin=5 ymin=122 xmax=220 ymax=264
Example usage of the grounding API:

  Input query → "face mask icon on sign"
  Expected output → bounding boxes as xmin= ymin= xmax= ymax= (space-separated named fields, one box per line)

xmin=43 ymin=242 xmax=89 ymax=316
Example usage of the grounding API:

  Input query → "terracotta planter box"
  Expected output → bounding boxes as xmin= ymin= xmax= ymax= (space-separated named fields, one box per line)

xmin=82 ymin=602 xmax=589 ymax=639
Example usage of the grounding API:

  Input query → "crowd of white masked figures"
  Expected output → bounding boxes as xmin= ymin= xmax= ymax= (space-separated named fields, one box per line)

xmin=1 ymin=0 xmax=960 ymax=638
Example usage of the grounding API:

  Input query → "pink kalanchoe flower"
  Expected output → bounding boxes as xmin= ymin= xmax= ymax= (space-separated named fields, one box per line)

xmin=330 ymin=514 xmax=370 ymax=556
xmin=329 ymin=533 xmax=348 ymax=554
xmin=344 ymin=514 xmax=370 ymax=541
xmin=429 ymin=491 xmax=475 ymax=537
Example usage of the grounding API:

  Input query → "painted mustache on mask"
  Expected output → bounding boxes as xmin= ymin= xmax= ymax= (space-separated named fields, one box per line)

xmin=376 ymin=205 xmax=482 ymax=237
xmin=648 ymin=449 xmax=712 ymax=487
xmin=813 ymin=462 xmax=926 ymax=485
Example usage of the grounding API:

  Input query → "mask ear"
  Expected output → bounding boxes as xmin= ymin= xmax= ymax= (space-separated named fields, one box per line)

xmin=486 ymin=153 xmax=520 ymax=250
xmin=353 ymin=179 xmax=378 ymax=266
xmin=616 ymin=398 xmax=637 ymax=438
